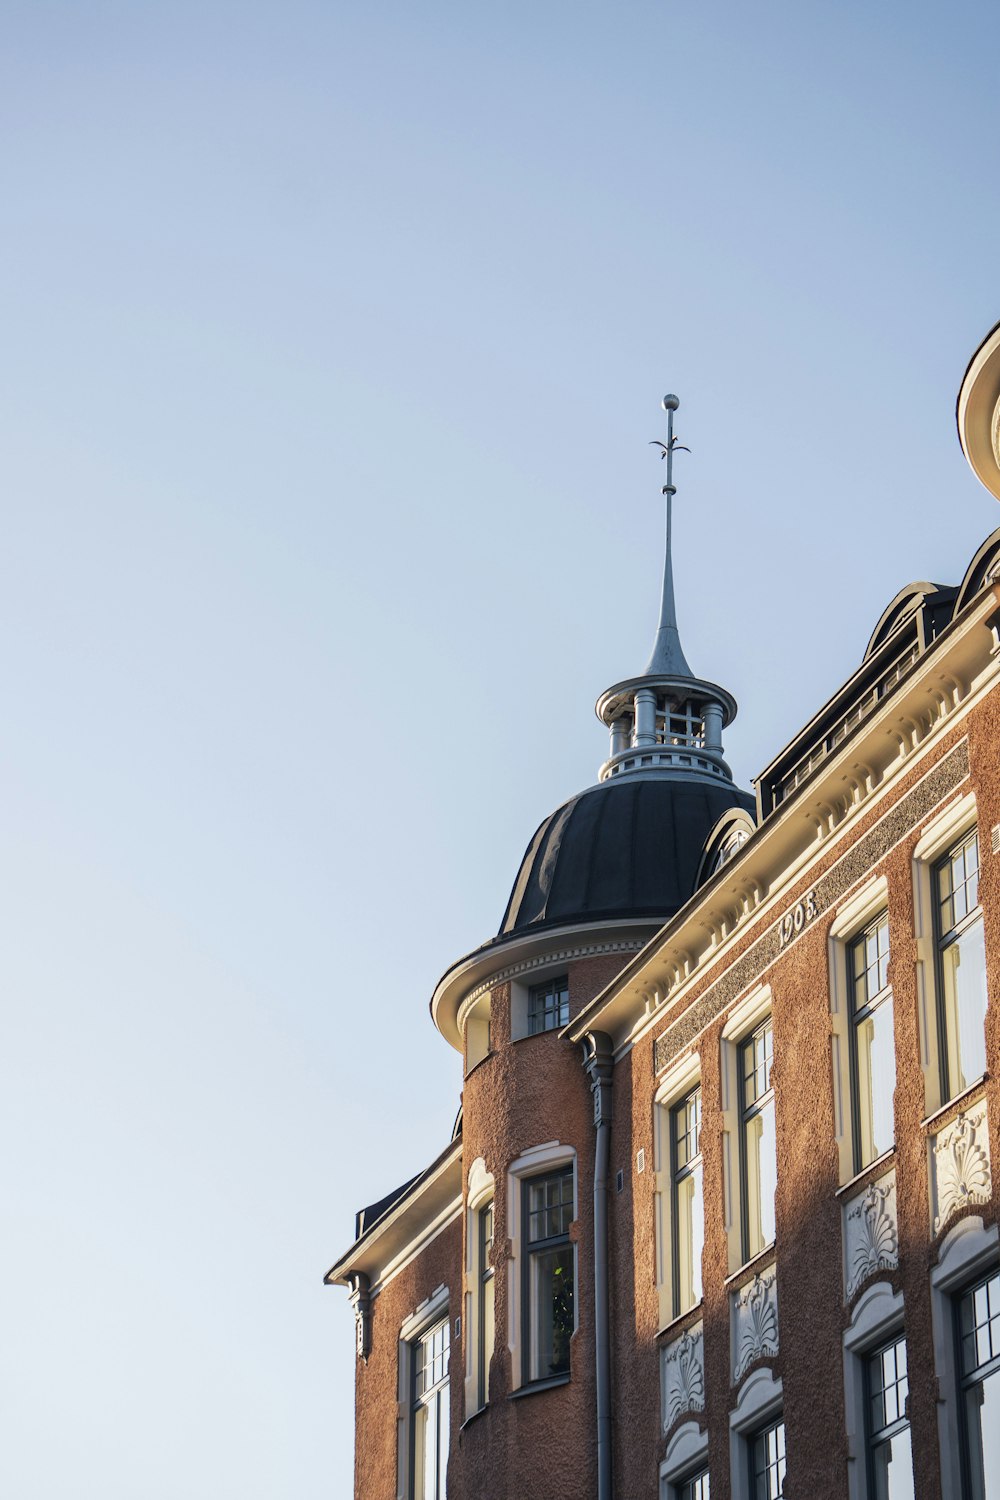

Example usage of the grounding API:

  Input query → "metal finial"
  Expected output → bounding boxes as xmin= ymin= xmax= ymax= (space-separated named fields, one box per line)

xmin=643 ymin=394 xmax=693 ymax=678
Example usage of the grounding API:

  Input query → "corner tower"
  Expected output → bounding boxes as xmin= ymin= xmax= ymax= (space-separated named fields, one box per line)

xmin=433 ymin=394 xmax=753 ymax=1046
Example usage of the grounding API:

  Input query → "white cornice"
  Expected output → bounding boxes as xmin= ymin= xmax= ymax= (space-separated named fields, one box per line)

xmin=568 ymin=586 xmax=1000 ymax=1058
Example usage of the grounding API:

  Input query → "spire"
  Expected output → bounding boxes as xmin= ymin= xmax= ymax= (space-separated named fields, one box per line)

xmin=593 ymin=391 xmax=739 ymax=786
xmin=644 ymin=394 xmax=694 ymax=678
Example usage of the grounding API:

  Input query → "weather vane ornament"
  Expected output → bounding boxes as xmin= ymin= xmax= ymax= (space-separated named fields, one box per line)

xmin=642 ymin=393 xmax=694 ymax=679
xmin=649 ymin=393 xmax=690 ymax=497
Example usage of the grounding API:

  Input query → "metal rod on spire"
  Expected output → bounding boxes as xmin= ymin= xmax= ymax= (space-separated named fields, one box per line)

xmin=644 ymin=394 xmax=693 ymax=678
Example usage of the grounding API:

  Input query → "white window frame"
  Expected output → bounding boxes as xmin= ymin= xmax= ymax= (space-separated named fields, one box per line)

xmin=929 ymin=1214 xmax=1000 ymax=1499
xmin=829 ymin=877 xmax=894 ymax=1186
xmin=659 ymin=1419 xmax=710 ymax=1500
xmin=506 ymin=1141 xmax=577 ymax=1390
xmin=463 ymin=1156 xmax=495 ymax=1418
xmin=397 ymin=1284 xmax=451 ymax=1500
xmin=721 ymin=986 xmax=776 ymax=1274
xmin=655 ymin=1051 xmax=703 ymax=1329
xmin=912 ymin=792 xmax=983 ymax=1115
xmin=729 ymin=1366 xmax=784 ymax=1500
xmin=842 ymin=1281 xmax=906 ymax=1500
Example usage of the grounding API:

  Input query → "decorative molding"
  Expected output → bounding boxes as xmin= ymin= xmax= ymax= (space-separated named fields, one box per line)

xmin=844 ymin=1172 xmax=898 ymax=1299
xmin=461 ymin=939 xmax=648 ymax=1014
xmin=732 ymin=1267 xmax=779 ymax=1381
xmin=932 ymin=1101 xmax=992 ymax=1234
xmin=348 ymin=1272 xmax=372 ymax=1362
xmin=655 ymin=740 xmax=970 ymax=1073
xmin=662 ymin=1322 xmax=705 ymax=1430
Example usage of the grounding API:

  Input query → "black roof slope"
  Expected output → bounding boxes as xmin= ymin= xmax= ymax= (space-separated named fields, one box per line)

xmin=500 ymin=775 xmax=755 ymax=937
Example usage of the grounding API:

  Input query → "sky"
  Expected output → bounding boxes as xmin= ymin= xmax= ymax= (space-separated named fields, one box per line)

xmin=3 ymin=2 xmax=1000 ymax=1495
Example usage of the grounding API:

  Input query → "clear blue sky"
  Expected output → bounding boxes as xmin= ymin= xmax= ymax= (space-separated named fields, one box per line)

xmin=3 ymin=3 xmax=999 ymax=1495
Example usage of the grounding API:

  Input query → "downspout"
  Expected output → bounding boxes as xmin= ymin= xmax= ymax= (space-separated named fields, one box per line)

xmin=583 ymin=1030 xmax=614 ymax=1500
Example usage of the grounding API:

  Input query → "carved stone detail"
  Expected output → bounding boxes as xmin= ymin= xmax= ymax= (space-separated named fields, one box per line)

xmin=844 ymin=1171 xmax=898 ymax=1298
xmin=932 ymin=1101 xmax=992 ymax=1234
xmin=732 ymin=1267 xmax=779 ymax=1381
xmin=661 ymin=1323 xmax=705 ymax=1430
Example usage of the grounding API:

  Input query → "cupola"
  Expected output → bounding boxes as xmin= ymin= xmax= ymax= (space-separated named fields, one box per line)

xmin=595 ymin=395 xmax=738 ymax=785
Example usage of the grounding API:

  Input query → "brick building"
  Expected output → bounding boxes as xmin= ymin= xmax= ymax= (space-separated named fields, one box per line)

xmin=327 ymin=346 xmax=1000 ymax=1500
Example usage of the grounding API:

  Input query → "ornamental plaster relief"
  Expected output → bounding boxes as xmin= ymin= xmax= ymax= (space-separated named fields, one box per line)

xmin=931 ymin=1100 xmax=992 ymax=1235
xmin=731 ymin=1267 xmax=779 ymax=1382
xmin=661 ymin=1322 xmax=705 ymax=1431
xmin=843 ymin=1171 xmax=898 ymax=1299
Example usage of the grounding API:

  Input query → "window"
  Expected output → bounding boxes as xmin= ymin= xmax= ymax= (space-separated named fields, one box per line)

xmin=750 ymin=1417 xmax=785 ymax=1499
xmin=523 ymin=1167 xmax=574 ymax=1381
xmin=477 ymin=1202 xmax=494 ymax=1408
xmin=958 ymin=1269 xmax=1000 ymax=1498
xmin=739 ymin=1019 xmax=777 ymax=1261
xmin=848 ymin=914 xmax=896 ymax=1172
xmin=935 ymin=831 xmax=988 ymax=1099
xmin=411 ymin=1318 xmax=450 ymax=1500
xmin=865 ymin=1336 xmax=913 ymax=1498
xmin=528 ymin=975 xmax=569 ymax=1035
xmin=671 ymin=1086 xmax=704 ymax=1314
xmin=676 ymin=1470 xmax=711 ymax=1500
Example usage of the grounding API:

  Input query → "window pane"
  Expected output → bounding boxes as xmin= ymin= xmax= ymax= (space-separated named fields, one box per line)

xmin=871 ymin=1431 xmax=914 ymax=1500
xmin=941 ymin=915 xmax=987 ymax=1093
xmin=852 ymin=916 xmax=890 ymax=1009
xmin=482 ymin=1279 xmax=494 ymax=1402
xmin=528 ymin=1244 xmax=574 ymax=1379
xmin=527 ymin=1171 xmax=573 ymax=1242
xmin=856 ymin=998 xmax=896 ymax=1167
xmin=752 ymin=1420 xmax=785 ymax=1499
xmin=675 ymin=1160 xmax=704 ymax=1313
xmin=528 ymin=976 xmax=569 ymax=1034
xmin=964 ymin=1367 xmax=1000 ymax=1500
xmin=743 ymin=1021 xmax=774 ymax=1105
xmin=674 ymin=1088 xmax=702 ymax=1169
xmin=745 ymin=1096 xmax=777 ymax=1257
xmin=679 ymin=1471 xmax=710 ymax=1500
xmin=437 ymin=1387 xmax=449 ymax=1500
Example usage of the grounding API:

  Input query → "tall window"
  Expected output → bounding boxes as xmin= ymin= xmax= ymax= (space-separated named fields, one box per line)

xmin=750 ymin=1418 xmax=785 ymax=1499
xmin=412 ymin=1318 xmax=450 ymax=1500
xmin=959 ymin=1269 xmax=1000 ymax=1499
xmin=936 ymin=831 xmax=988 ymax=1098
xmin=528 ymin=975 xmax=569 ymax=1035
xmin=740 ymin=1019 xmax=777 ymax=1262
xmin=848 ymin=914 xmax=896 ymax=1171
xmin=677 ymin=1471 xmax=710 ymax=1500
xmin=866 ymin=1336 xmax=913 ymax=1499
xmin=523 ymin=1167 xmax=574 ymax=1381
xmin=477 ymin=1202 xmax=494 ymax=1408
xmin=671 ymin=1085 xmax=704 ymax=1314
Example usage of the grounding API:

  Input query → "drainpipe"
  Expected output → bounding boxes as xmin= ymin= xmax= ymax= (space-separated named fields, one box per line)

xmin=582 ymin=1030 xmax=614 ymax=1500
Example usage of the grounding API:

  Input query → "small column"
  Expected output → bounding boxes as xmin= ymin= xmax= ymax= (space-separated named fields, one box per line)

xmin=610 ymin=717 xmax=630 ymax=758
xmin=633 ymin=688 xmax=658 ymax=749
xmin=703 ymin=701 xmax=724 ymax=754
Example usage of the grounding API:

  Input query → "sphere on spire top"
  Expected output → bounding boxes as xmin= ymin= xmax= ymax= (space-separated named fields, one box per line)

xmin=662 ymin=393 xmax=680 ymax=411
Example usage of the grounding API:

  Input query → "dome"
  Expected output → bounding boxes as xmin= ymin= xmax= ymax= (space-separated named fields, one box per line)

xmin=499 ymin=775 xmax=755 ymax=937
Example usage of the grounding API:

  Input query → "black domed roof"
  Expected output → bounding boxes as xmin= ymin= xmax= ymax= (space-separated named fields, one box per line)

xmin=499 ymin=776 xmax=755 ymax=937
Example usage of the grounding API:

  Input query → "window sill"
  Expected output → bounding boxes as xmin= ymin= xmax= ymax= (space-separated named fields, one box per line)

xmin=459 ymin=1403 xmax=489 ymax=1433
xmin=835 ymin=1147 xmax=896 ymax=1200
xmin=508 ymin=1373 xmax=570 ymax=1401
xmin=656 ymin=1302 xmax=705 ymax=1342
xmin=724 ymin=1244 xmax=776 ymax=1290
xmin=921 ymin=1074 xmax=988 ymax=1132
